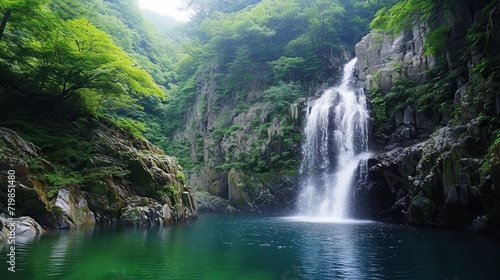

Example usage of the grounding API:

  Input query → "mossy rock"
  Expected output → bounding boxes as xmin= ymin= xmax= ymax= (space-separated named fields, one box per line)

xmin=228 ymin=168 xmax=249 ymax=208
xmin=84 ymin=193 xmax=112 ymax=214
xmin=421 ymin=173 xmax=441 ymax=202
xmin=120 ymin=207 xmax=146 ymax=223
xmin=409 ymin=195 xmax=437 ymax=227
xmin=128 ymin=159 xmax=154 ymax=195
xmin=479 ymin=174 xmax=500 ymax=221
xmin=208 ymin=180 xmax=221 ymax=196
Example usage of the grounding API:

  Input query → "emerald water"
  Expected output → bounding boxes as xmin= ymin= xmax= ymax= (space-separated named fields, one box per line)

xmin=1 ymin=214 xmax=500 ymax=279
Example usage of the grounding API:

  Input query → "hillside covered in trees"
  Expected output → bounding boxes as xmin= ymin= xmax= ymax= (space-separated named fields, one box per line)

xmin=1 ymin=0 xmax=389 ymax=214
xmin=1 ymin=0 xmax=500 ymax=231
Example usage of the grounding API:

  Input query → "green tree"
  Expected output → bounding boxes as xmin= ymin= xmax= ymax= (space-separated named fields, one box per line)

xmin=0 ymin=0 xmax=49 ymax=41
xmin=0 ymin=2 xmax=164 ymax=116
xmin=370 ymin=0 xmax=437 ymax=34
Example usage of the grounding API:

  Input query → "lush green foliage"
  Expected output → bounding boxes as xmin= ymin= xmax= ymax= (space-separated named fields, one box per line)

xmin=154 ymin=0 xmax=386 ymax=175
xmin=464 ymin=0 xmax=500 ymax=113
xmin=369 ymin=63 xmax=461 ymax=134
xmin=370 ymin=0 xmax=435 ymax=34
xmin=370 ymin=0 xmax=456 ymax=58
xmin=0 ymin=0 xmax=169 ymax=135
xmin=368 ymin=0 xmax=500 ymax=143
xmin=0 ymin=0 xmax=388 ymax=179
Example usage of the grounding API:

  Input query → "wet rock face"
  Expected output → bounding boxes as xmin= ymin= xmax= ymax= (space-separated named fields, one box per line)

xmin=118 ymin=196 xmax=175 ymax=227
xmin=352 ymin=145 xmax=422 ymax=222
xmin=0 ymin=123 xmax=197 ymax=233
xmin=353 ymin=121 xmax=495 ymax=229
xmin=355 ymin=26 xmax=445 ymax=148
xmin=54 ymin=185 xmax=95 ymax=229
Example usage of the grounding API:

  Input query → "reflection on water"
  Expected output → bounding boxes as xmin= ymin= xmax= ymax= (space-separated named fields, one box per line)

xmin=1 ymin=214 xmax=500 ymax=279
xmin=296 ymin=220 xmax=361 ymax=279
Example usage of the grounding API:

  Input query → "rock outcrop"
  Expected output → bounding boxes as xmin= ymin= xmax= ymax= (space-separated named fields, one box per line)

xmin=354 ymin=121 xmax=494 ymax=228
xmin=175 ymin=65 xmax=306 ymax=213
xmin=0 ymin=121 xmax=197 ymax=235
xmin=54 ymin=185 xmax=96 ymax=229
xmin=356 ymin=27 xmax=444 ymax=145
xmin=353 ymin=0 xmax=500 ymax=232
xmin=0 ymin=215 xmax=44 ymax=243
xmin=356 ymin=26 xmax=435 ymax=93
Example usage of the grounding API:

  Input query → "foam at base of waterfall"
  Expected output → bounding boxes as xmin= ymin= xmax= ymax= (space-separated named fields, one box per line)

xmin=282 ymin=216 xmax=374 ymax=224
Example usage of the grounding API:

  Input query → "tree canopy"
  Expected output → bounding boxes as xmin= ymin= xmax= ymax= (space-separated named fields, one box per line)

xmin=0 ymin=0 xmax=389 ymax=170
xmin=0 ymin=0 xmax=166 ymax=119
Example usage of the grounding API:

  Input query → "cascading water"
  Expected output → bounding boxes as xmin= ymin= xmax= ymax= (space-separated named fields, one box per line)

xmin=297 ymin=58 xmax=370 ymax=221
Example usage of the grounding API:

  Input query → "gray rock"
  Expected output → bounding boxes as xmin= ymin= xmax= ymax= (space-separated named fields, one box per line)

xmin=119 ymin=196 xmax=174 ymax=227
xmin=0 ymin=215 xmax=44 ymax=243
xmin=54 ymin=185 xmax=95 ymax=229
xmin=401 ymin=127 xmax=411 ymax=139
xmin=409 ymin=196 xmax=436 ymax=226
xmin=0 ymin=128 xmax=39 ymax=158
xmin=192 ymin=190 xmax=232 ymax=213
xmin=470 ymin=215 xmax=490 ymax=233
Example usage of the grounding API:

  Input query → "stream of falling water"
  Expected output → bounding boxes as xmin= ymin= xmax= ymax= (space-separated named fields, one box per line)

xmin=297 ymin=58 xmax=370 ymax=221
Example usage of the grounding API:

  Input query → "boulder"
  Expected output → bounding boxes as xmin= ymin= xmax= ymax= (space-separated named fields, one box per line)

xmin=0 ymin=215 xmax=44 ymax=243
xmin=54 ymin=185 xmax=95 ymax=229
xmin=119 ymin=196 xmax=174 ymax=227
xmin=192 ymin=190 xmax=233 ymax=213
xmin=228 ymin=168 xmax=251 ymax=209
xmin=409 ymin=196 xmax=436 ymax=226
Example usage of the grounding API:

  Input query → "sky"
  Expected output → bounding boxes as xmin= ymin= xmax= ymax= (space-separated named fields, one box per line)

xmin=137 ymin=0 xmax=193 ymax=22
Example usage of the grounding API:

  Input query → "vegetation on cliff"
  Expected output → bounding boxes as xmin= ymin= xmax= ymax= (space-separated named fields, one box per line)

xmin=354 ymin=0 xmax=500 ymax=231
xmin=154 ymin=0 xmax=393 ymax=211
xmin=161 ymin=0 xmax=386 ymax=164
xmin=1 ymin=0 xmax=499 ymax=227
xmin=0 ymin=0 xmax=391 ymax=213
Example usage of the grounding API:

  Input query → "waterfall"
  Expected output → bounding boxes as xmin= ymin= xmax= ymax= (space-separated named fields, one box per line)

xmin=297 ymin=58 xmax=370 ymax=221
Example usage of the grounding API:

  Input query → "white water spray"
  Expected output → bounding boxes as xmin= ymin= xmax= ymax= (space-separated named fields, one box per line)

xmin=297 ymin=58 xmax=370 ymax=221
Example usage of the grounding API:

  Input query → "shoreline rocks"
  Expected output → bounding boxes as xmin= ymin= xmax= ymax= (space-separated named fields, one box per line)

xmin=0 ymin=121 xmax=197 ymax=238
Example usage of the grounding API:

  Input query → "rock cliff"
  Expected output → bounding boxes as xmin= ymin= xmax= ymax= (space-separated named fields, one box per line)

xmin=0 ymin=120 xmax=197 ymax=237
xmin=353 ymin=0 xmax=500 ymax=232
xmin=170 ymin=60 xmax=311 ymax=213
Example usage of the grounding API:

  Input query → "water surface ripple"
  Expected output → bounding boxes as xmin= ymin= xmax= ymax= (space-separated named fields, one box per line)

xmin=1 ymin=214 xmax=499 ymax=279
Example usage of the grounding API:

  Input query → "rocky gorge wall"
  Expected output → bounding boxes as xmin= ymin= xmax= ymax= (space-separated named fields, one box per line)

xmin=181 ymin=70 xmax=304 ymax=213
xmin=355 ymin=24 xmax=443 ymax=144
xmin=352 ymin=0 xmax=500 ymax=232
xmin=174 ymin=46 xmax=353 ymax=213
xmin=0 ymin=121 xmax=197 ymax=241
